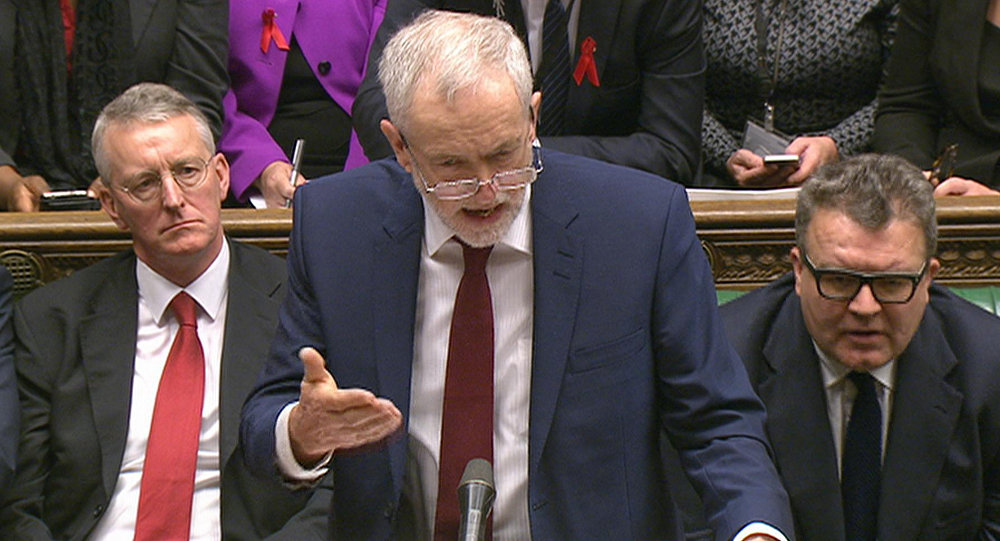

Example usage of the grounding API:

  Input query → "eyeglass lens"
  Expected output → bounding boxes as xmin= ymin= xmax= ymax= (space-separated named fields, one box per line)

xmin=817 ymin=273 xmax=917 ymax=303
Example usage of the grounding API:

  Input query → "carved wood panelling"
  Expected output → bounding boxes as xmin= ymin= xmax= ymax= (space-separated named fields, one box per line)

xmin=4 ymin=196 xmax=1000 ymax=298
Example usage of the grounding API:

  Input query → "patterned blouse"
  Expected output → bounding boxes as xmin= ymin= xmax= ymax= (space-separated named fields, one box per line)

xmin=700 ymin=0 xmax=899 ymax=186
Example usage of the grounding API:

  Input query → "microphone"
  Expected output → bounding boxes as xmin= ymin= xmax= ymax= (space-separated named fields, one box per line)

xmin=457 ymin=458 xmax=495 ymax=541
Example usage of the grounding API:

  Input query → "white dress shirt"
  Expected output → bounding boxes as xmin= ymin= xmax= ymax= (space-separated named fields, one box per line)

xmin=520 ymin=0 xmax=581 ymax=74
xmin=89 ymin=242 xmax=230 ymax=541
xmin=405 ymin=186 xmax=534 ymax=540
xmin=816 ymin=344 xmax=896 ymax=475
xmin=276 ymin=188 xmax=535 ymax=540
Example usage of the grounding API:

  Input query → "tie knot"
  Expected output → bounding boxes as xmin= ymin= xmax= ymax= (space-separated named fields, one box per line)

xmin=848 ymin=371 xmax=876 ymax=396
xmin=170 ymin=292 xmax=199 ymax=328
xmin=461 ymin=244 xmax=493 ymax=275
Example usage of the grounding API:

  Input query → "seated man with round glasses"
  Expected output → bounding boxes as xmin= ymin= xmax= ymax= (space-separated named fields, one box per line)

xmin=708 ymin=153 xmax=1000 ymax=540
xmin=1 ymin=83 xmax=329 ymax=540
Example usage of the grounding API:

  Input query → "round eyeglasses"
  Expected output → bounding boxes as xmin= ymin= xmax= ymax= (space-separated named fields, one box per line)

xmin=114 ymin=156 xmax=214 ymax=203
xmin=802 ymin=252 xmax=928 ymax=304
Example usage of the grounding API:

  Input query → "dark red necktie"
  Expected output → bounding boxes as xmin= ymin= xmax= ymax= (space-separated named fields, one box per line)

xmin=434 ymin=244 xmax=494 ymax=540
xmin=134 ymin=292 xmax=205 ymax=541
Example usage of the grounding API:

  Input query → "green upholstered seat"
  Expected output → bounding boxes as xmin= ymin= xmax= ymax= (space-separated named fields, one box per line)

xmin=951 ymin=286 xmax=1000 ymax=315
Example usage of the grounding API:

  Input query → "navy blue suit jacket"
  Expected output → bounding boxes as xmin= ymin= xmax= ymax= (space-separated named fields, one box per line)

xmin=722 ymin=274 xmax=1000 ymax=540
xmin=241 ymin=149 xmax=792 ymax=540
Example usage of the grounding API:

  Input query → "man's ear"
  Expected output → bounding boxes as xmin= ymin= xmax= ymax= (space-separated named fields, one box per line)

xmin=927 ymin=257 xmax=941 ymax=281
xmin=213 ymin=153 xmax=231 ymax=204
xmin=790 ymin=246 xmax=803 ymax=296
xmin=99 ymin=185 xmax=129 ymax=231
xmin=380 ymin=119 xmax=412 ymax=171
xmin=529 ymin=91 xmax=542 ymax=141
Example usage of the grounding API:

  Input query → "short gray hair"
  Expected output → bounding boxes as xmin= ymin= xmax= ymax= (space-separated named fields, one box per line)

xmin=796 ymin=154 xmax=937 ymax=257
xmin=92 ymin=83 xmax=215 ymax=184
xmin=377 ymin=10 xmax=534 ymax=133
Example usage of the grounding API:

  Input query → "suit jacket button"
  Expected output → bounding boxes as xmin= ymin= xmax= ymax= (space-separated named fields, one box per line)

xmin=92 ymin=504 xmax=105 ymax=518
xmin=318 ymin=61 xmax=331 ymax=75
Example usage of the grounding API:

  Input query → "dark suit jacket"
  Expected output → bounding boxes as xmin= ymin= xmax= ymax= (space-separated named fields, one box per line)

xmin=0 ymin=0 xmax=229 ymax=172
xmin=0 ymin=266 xmax=16 ymax=500
xmin=0 ymin=0 xmax=17 ymax=170
xmin=0 ymin=241 xmax=331 ymax=541
xmin=351 ymin=0 xmax=705 ymax=184
xmin=874 ymin=0 xmax=1000 ymax=185
xmin=241 ymin=149 xmax=792 ymax=541
xmin=721 ymin=274 xmax=1000 ymax=541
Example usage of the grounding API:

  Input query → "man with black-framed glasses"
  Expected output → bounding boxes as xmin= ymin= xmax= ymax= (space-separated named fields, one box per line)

xmin=705 ymin=153 xmax=1000 ymax=540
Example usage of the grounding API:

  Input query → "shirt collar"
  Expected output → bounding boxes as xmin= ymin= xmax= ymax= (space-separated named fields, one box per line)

xmin=815 ymin=340 xmax=896 ymax=392
xmin=136 ymin=240 xmax=231 ymax=325
xmin=421 ymin=184 xmax=533 ymax=256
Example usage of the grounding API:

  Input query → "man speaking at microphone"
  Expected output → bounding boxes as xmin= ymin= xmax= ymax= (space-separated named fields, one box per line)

xmin=241 ymin=10 xmax=794 ymax=541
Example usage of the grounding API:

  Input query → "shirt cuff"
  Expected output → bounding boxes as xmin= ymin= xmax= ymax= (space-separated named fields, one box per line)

xmin=275 ymin=401 xmax=332 ymax=483
xmin=732 ymin=521 xmax=789 ymax=541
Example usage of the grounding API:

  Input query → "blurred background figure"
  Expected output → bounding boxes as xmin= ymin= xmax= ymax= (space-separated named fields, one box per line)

xmin=0 ymin=0 xmax=228 ymax=211
xmin=221 ymin=0 xmax=386 ymax=208
xmin=351 ymin=0 xmax=705 ymax=185
xmin=699 ymin=0 xmax=899 ymax=188
xmin=874 ymin=0 xmax=1000 ymax=196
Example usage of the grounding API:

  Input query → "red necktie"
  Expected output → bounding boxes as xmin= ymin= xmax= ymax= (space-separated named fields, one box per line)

xmin=434 ymin=244 xmax=494 ymax=540
xmin=134 ymin=292 xmax=205 ymax=541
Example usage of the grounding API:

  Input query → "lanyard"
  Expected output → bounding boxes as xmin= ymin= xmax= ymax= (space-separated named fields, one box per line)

xmin=755 ymin=0 xmax=789 ymax=132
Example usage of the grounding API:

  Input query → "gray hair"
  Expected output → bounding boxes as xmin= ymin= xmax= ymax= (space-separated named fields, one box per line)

xmin=377 ymin=10 xmax=534 ymax=133
xmin=92 ymin=83 xmax=215 ymax=184
xmin=796 ymin=154 xmax=937 ymax=257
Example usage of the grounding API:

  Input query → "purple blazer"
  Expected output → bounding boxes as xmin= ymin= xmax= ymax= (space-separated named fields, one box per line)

xmin=221 ymin=0 xmax=386 ymax=200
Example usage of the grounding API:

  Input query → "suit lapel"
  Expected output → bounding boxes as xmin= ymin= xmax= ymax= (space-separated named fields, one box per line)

xmin=758 ymin=294 xmax=844 ymax=541
xmin=218 ymin=242 xmax=285 ymax=468
xmin=938 ymin=0 xmax=990 ymax=129
xmin=80 ymin=255 xmax=140 ymax=498
xmin=128 ymin=0 xmax=155 ymax=46
xmin=502 ymin=0 xmax=528 ymax=44
xmin=567 ymin=0 xmax=622 ymax=130
xmin=373 ymin=182 xmax=425 ymax=493
xmin=527 ymin=167 xmax=583 ymax=478
xmin=877 ymin=311 xmax=962 ymax=540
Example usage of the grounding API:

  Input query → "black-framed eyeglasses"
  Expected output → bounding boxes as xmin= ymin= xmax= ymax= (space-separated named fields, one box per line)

xmin=114 ymin=155 xmax=215 ymax=203
xmin=801 ymin=252 xmax=928 ymax=304
xmin=401 ymin=133 xmax=543 ymax=201
xmin=928 ymin=143 xmax=958 ymax=185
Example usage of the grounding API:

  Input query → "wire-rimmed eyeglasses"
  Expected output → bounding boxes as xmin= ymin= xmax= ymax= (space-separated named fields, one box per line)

xmin=114 ymin=155 xmax=215 ymax=203
xmin=802 ymin=252 xmax=928 ymax=304
xmin=402 ymin=135 xmax=543 ymax=201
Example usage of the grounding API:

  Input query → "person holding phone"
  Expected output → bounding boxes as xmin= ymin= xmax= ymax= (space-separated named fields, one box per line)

xmin=698 ymin=0 xmax=899 ymax=188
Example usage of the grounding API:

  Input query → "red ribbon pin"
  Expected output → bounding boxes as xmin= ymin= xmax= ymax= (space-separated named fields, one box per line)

xmin=573 ymin=36 xmax=600 ymax=87
xmin=260 ymin=9 xmax=290 ymax=53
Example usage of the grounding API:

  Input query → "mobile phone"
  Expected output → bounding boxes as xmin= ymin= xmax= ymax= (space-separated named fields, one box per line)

xmin=40 ymin=190 xmax=102 ymax=211
xmin=763 ymin=154 xmax=800 ymax=166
